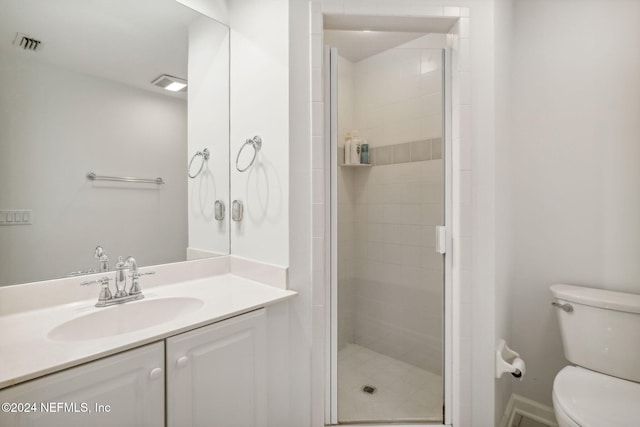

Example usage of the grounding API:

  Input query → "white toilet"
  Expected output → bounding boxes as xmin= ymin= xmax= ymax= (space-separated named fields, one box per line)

xmin=550 ymin=284 xmax=640 ymax=427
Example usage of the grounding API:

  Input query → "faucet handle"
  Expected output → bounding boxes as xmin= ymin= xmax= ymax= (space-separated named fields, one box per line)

xmin=80 ymin=277 xmax=113 ymax=304
xmin=138 ymin=271 xmax=156 ymax=277
xmin=128 ymin=271 xmax=155 ymax=280
xmin=80 ymin=276 xmax=112 ymax=287
xmin=128 ymin=271 xmax=154 ymax=296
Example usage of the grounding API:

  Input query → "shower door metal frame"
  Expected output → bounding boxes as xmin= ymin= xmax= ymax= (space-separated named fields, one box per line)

xmin=325 ymin=46 xmax=454 ymax=426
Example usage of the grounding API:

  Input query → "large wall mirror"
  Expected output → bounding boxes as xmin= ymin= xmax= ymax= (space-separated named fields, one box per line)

xmin=0 ymin=0 xmax=230 ymax=287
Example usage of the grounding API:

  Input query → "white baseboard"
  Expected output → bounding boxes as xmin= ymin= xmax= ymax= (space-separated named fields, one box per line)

xmin=499 ymin=394 xmax=558 ymax=427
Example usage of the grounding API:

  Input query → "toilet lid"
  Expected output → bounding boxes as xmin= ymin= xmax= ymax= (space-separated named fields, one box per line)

xmin=553 ymin=366 xmax=640 ymax=427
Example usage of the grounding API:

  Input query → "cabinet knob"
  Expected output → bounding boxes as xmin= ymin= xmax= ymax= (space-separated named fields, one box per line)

xmin=176 ymin=356 xmax=189 ymax=368
xmin=149 ymin=367 xmax=163 ymax=380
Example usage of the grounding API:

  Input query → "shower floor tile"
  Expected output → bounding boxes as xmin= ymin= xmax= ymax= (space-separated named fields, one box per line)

xmin=338 ymin=343 xmax=443 ymax=423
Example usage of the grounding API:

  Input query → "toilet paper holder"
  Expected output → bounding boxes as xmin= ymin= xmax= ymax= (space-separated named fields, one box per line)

xmin=496 ymin=339 xmax=526 ymax=379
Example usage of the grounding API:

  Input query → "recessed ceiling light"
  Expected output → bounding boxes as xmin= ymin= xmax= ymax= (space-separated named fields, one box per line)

xmin=151 ymin=75 xmax=187 ymax=92
xmin=164 ymin=82 xmax=187 ymax=92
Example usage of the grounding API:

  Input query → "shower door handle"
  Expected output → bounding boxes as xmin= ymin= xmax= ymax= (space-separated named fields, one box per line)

xmin=435 ymin=226 xmax=446 ymax=254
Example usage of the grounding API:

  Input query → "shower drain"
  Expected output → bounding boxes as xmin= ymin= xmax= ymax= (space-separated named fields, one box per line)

xmin=361 ymin=385 xmax=377 ymax=394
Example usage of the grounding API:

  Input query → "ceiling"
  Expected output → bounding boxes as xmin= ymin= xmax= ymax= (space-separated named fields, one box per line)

xmin=324 ymin=14 xmax=458 ymax=33
xmin=323 ymin=14 xmax=457 ymax=62
xmin=324 ymin=30 xmax=429 ymax=62
xmin=0 ymin=0 xmax=204 ymax=97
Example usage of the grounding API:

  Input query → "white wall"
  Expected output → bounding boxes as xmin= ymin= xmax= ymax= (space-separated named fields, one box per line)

xmin=494 ymin=0 xmax=514 ymax=422
xmin=510 ymin=0 xmax=640 ymax=407
xmin=176 ymin=0 xmax=229 ymax=25
xmin=288 ymin=0 xmax=313 ymax=426
xmin=179 ymin=0 xmax=291 ymax=267
xmin=229 ymin=0 xmax=290 ymax=267
xmin=187 ymin=16 xmax=230 ymax=257
xmin=0 ymin=53 xmax=187 ymax=285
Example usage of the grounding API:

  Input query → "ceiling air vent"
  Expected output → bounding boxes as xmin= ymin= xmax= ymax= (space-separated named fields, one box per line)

xmin=151 ymin=75 xmax=187 ymax=92
xmin=13 ymin=32 xmax=42 ymax=51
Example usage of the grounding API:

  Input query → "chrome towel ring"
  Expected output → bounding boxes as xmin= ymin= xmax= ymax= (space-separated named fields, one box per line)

xmin=236 ymin=136 xmax=262 ymax=172
xmin=188 ymin=148 xmax=210 ymax=178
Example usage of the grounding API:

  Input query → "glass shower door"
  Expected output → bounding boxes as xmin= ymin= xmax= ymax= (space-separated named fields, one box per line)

xmin=328 ymin=44 xmax=446 ymax=424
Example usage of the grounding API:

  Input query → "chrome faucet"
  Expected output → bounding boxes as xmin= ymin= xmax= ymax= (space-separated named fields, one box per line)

xmin=114 ymin=256 xmax=129 ymax=298
xmin=94 ymin=246 xmax=109 ymax=272
xmin=81 ymin=255 xmax=154 ymax=307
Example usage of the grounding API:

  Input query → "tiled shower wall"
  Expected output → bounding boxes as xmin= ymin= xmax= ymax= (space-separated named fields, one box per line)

xmin=354 ymin=39 xmax=443 ymax=147
xmin=336 ymin=55 xmax=357 ymax=351
xmin=336 ymin=45 xmax=444 ymax=374
xmin=349 ymin=160 xmax=443 ymax=374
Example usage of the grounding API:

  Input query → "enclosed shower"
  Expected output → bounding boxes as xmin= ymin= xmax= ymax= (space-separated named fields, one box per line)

xmin=326 ymin=25 xmax=449 ymax=425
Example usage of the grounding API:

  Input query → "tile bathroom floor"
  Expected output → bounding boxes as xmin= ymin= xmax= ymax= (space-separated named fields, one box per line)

xmin=338 ymin=343 xmax=443 ymax=423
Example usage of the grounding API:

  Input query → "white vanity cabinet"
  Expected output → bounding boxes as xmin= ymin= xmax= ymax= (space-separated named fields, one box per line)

xmin=166 ymin=309 xmax=267 ymax=427
xmin=0 ymin=306 xmax=278 ymax=427
xmin=0 ymin=342 xmax=164 ymax=427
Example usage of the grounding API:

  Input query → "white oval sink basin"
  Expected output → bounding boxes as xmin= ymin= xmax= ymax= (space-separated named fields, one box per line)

xmin=48 ymin=297 xmax=204 ymax=341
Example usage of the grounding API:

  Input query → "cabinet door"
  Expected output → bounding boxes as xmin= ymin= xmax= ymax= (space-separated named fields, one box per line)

xmin=0 ymin=342 xmax=164 ymax=427
xmin=167 ymin=309 xmax=267 ymax=427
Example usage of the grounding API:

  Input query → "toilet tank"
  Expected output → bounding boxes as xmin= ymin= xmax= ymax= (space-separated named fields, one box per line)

xmin=551 ymin=284 xmax=640 ymax=382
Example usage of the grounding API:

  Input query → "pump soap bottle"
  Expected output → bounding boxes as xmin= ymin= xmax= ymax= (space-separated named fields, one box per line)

xmin=344 ymin=132 xmax=352 ymax=165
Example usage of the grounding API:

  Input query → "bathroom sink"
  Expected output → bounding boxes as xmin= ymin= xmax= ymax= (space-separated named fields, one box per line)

xmin=48 ymin=297 xmax=204 ymax=341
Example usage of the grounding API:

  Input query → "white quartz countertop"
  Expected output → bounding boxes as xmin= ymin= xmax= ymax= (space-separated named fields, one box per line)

xmin=0 ymin=274 xmax=296 ymax=389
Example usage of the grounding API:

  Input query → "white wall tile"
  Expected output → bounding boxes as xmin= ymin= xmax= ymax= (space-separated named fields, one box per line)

xmin=459 ymin=37 xmax=470 ymax=72
xmin=313 ymin=136 xmax=324 ymax=170
xmin=443 ymin=7 xmax=461 ymax=17
xmin=459 ymin=203 xmax=472 ymax=237
xmin=313 ymin=169 xmax=325 ymax=204
xmin=458 ymin=17 xmax=470 ymax=38
xmin=459 ymin=237 xmax=472 ymax=273
xmin=460 ymin=71 xmax=471 ymax=105
xmin=459 ymin=268 xmax=472 ymax=305
xmin=310 ymin=2 xmax=323 ymax=35
xmin=321 ymin=0 xmax=344 ymax=14
xmin=459 ymin=302 xmax=471 ymax=338
xmin=313 ymin=268 xmax=325 ymax=305
xmin=460 ymin=171 xmax=472 ymax=204
xmin=311 ymin=34 xmax=323 ymax=69
xmin=460 ymin=104 xmax=471 ymax=140
xmin=312 ymin=102 xmax=324 ymax=137
xmin=313 ymin=203 xmax=325 ymax=238
xmin=312 ymin=68 xmax=323 ymax=102
xmin=459 ymin=137 xmax=472 ymax=171
xmin=312 ymin=236 xmax=325 ymax=273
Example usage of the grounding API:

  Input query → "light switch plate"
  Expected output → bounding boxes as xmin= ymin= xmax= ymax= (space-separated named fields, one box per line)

xmin=0 ymin=210 xmax=32 ymax=225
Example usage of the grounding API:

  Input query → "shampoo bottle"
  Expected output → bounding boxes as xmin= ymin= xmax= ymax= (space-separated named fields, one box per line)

xmin=350 ymin=131 xmax=361 ymax=165
xmin=344 ymin=132 xmax=352 ymax=165
xmin=360 ymin=141 xmax=369 ymax=164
